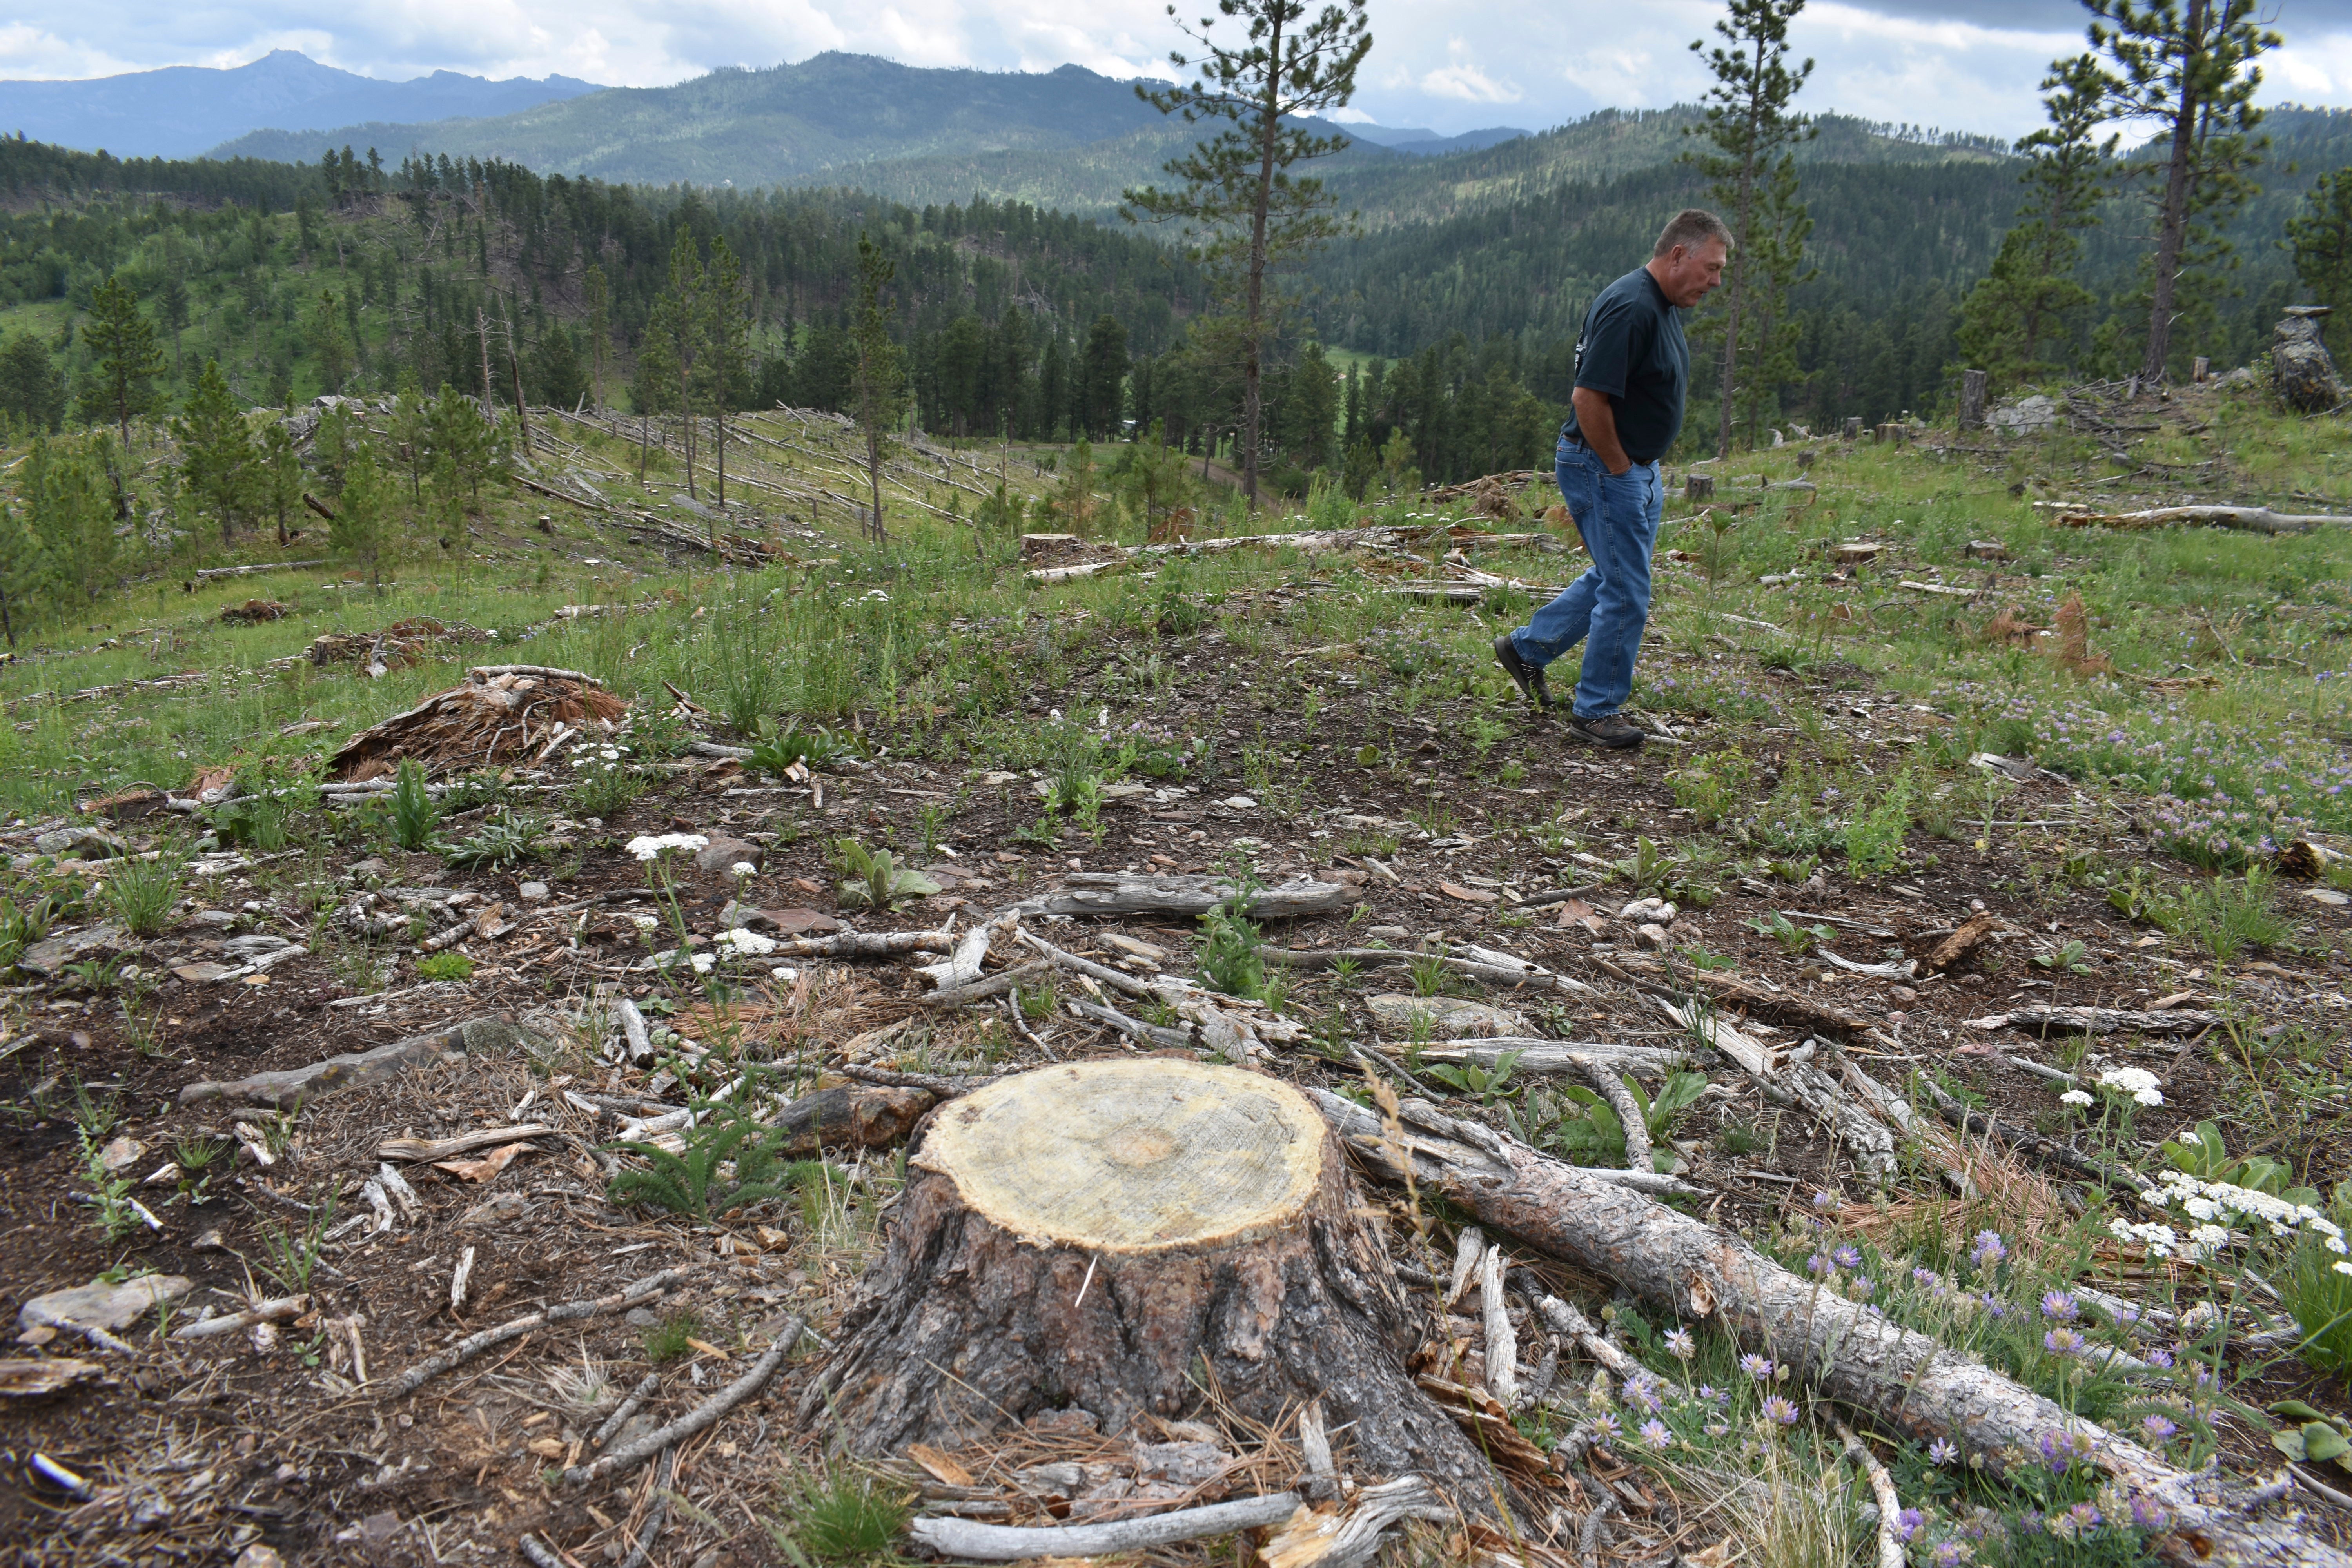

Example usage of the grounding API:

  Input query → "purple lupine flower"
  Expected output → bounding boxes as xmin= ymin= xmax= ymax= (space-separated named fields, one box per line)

xmin=1933 ymin=1542 xmax=1969 ymax=1567
xmin=1927 ymin=1438 xmax=1958 ymax=1465
xmin=1740 ymin=1354 xmax=1774 ymax=1380
xmin=1971 ymin=1231 xmax=2007 ymax=1267
xmin=1639 ymin=1418 xmax=1671 ymax=1450
xmin=2130 ymin=1495 xmax=2172 ymax=1532
xmin=1833 ymin=1244 xmax=1864 ymax=1270
xmin=1760 ymin=1394 xmax=1800 ymax=1426
xmin=2040 ymin=1290 xmax=2078 ymax=1321
xmin=2044 ymin=1327 xmax=2087 ymax=1356
xmin=2140 ymin=1414 xmax=2178 ymax=1444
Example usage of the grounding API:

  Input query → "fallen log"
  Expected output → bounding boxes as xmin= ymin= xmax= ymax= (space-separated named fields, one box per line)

xmin=2054 ymin=505 xmax=2351 ymax=535
xmin=171 ymin=1295 xmax=308 ymax=1341
xmin=1013 ymin=873 xmax=1356 ymax=920
xmin=1966 ymin=1006 xmax=2222 ymax=1038
xmin=1386 ymin=1040 xmax=1690 ymax=1076
xmin=806 ymin=1060 xmax=1500 ymax=1506
xmin=1919 ymin=1079 xmax=2158 ymax=1197
xmin=192 ymin=560 xmax=326 ymax=579
xmin=179 ymin=1015 xmax=544 ymax=1108
xmin=1310 ymin=1089 xmax=2348 ymax=1568
xmin=911 ymin=1492 xmax=1307 ymax=1560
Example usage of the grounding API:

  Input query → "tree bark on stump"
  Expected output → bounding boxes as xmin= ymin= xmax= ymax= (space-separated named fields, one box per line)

xmin=1959 ymin=368 xmax=1987 ymax=430
xmin=807 ymin=1060 xmax=1497 ymax=1504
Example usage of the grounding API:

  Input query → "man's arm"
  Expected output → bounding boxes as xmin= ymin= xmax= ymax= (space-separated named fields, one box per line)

xmin=1571 ymin=388 xmax=1632 ymax=476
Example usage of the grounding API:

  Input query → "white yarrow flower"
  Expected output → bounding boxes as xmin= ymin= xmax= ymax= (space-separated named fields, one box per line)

xmin=2060 ymin=1089 xmax=2094 ymax=1106
xmin=2335 ymin=1260 xmax=2352 ymax=1278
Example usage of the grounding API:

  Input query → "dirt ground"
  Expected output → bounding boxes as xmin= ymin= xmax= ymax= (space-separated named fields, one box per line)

xmin=4 ymin=629 xmax=2350 ymax=1566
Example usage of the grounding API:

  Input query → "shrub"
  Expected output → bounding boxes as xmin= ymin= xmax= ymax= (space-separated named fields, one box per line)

xmin=389 ymin=759 xmax=439 ymax=851
xmin=103 ymin=851 xmax=184 ymax=937
xmin=416 ymin=952 xmax=475 ymax=981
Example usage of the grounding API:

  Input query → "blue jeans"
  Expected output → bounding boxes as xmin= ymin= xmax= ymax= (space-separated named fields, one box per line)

xmin=1508 ymin=440 xmax=1661 ymax=718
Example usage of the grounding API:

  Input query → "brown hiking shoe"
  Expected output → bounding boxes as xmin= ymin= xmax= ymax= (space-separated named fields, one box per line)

xmin=1492 ymin=635 xmax=1552 ymax=708
xmin=1566 ymin=712 xmax=1645 ymax=750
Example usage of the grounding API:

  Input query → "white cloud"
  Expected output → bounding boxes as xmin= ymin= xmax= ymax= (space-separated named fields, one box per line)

xmin=3 ymin=0 xmax=2352 ymax=142
xmin=1419 ymin=39 xmax=1521 ymax=105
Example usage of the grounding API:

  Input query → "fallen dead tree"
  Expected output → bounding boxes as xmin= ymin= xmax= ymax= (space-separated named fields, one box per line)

xmin=1012 ymin=872 xmax=1357 ymax=920
xmin=2053 ymin=505 xmax=2352 ymax=535
xmin=1967 ymin=1006 xmax=2222 ymax=1037
xmin=1311 ymin=1088 xmax=2350 ymax=1568
xmin=179 ymin=1015 xmax=543 ymax=1107
xmin=910 ymin=1491 xmax=1310 ymax=1561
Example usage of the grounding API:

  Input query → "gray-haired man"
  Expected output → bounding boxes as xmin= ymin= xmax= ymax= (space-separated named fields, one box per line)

xmin=1494 ymin=208 xmax=1731 ymax=749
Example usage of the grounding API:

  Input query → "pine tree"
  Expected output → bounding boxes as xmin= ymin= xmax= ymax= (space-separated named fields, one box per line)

xmin=1685 ymin=0 xmax=1816 ymax=457
xmin=850 ymin=234 xmax=906 ymax=544
xmin=389 ymin=370 xmax=431 ymax=502
xmin=257 ymin=424 xmax=304 ymax=546
xmin=82 ymin=274 xmax=165 ymax=449
xmin=661 ymin=234 xmax=708 ymax=497
xmin=2287 ymin=166 xmax=2352 ymax=352
xmin=584 ymin=263 xmax=612 ymax=408
xmin=1125 ymin=0 xmax=1372 ymax=509
xmin=1079 ymin=315 xmax=1131 ymax=439
xmin=0 ymin=332 xmax=66 ymax=433
xmin=334 ymin=441 xmax=391 ymax=594
xmin=1958 ymin=55 xmax=2115 ymax=388
xmin=309 ymin=289 xmax=354 ymax=394
xmin=701 ymin=236 xmax=750 ymax=515
xmin=23 ymin=440 xmax=116 ymax=607
xmin=2084 ymin=0 xmax=2278 ymax=379
xmin=172 ymin=359 xmax=253 ymax=545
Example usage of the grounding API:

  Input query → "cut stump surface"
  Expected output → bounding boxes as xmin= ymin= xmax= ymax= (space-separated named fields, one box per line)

xmin=813 ymin=1060 xmax=1495 ymax=1503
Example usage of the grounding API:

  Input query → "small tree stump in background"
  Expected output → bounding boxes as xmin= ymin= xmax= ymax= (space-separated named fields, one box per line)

xmin=1958 ymin=368 xmax=1988 ymax=430
xmin=1842 ymin=416 xmax=1863 ymax=439
xmin=810 ymin=1060 xmax=1497 ymax=1498
xmin=1684 ymin=473 xmax=1715 ymax=505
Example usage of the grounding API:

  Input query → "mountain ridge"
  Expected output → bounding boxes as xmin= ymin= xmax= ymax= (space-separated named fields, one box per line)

xmin=0 ymin=49 xmax=602 ymax=161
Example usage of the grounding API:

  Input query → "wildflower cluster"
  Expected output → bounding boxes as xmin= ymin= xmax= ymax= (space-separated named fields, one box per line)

xmin=2122 ymin=1171 xmax=2345 ymax=1263
xmin=2060 ymin=1066 xmax=2165 ymax=1111
xmin=627 ymin=833 xmax=710 ymax=862
xmin=1934 ymin=683 xmax=2349 ymax=865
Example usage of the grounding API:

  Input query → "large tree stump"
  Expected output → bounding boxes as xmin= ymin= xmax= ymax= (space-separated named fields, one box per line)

xmin=811 ymin=1061 xmax=1497 ymax=1499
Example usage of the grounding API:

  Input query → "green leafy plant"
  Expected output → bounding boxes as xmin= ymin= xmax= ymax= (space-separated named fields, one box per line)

xmin=1197 ymin=890 xmax=1269 ymax=1001
xmin=1842 ymin=768 xmax=1916 ymax=878
xmin=2181 ymin=869 xmax=2290 ymax=962
xmin=173 ymin=1135 xmax=225 ymax=1205
xmin=443 ymin=815 xmax=547 ymax=871
xmin=1546 ymin=1085 xmax=1630 ymax=1167
xmin=1668 ymin=749 xmax=1753 ymax=826
xmin=749 ymin=717 xmax=847 ymax=777
xmin=76 ymin=1125 xmax=140 ymax=1242
xmin=1631 ymin=1071 xmax=1712 ymax=1143
xmin=2031 ymin=939 xmax=2094 ymax=975
xmin=389 ymin=759 xmax=439 ymax=852
xmin=2163 ymin=1120 xmax=2319 ymax=1206
xmin=0 ymin=894 xmax=58 ymax=970
xmin=417 ymin=952 xmax=476 ymax=982
xmin=211 ymin=793 xmax=289 ymax=851
xmin=571 ymin=759 xmax=648 ymax=817
xmin=1425 ymin=1050 xmax=1523 ymax=1105
xmin=103 ymin=850 xmax=185 ymax=937
xmin=606 ymin=1087 xmax=832 ymax=1219
xmin=2280 ymin=1233 xmax=2352 ymax=1380
xmin=1746 ymin=911 xmax=1831 ymax=955
xmin=255 ymin=1189 xmax=337 ymax=1293
xmin=832 ymin=838 xmax=942 ymax=910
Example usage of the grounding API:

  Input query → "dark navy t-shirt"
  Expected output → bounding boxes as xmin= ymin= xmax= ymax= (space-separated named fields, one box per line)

xmin=1563 ymin=266 xmax=1689 ymax=465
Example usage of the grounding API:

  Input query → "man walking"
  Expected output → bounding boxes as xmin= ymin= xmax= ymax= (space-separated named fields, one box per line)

xmin=1494 ymin=209 xmax=1731 ymax=749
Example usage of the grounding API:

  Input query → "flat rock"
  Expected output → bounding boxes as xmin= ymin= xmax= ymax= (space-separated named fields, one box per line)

xmin=519 ymin=881 xmax=550 ymax=902
xmin=694 ymin=836 xmax=765 ymax=874
xmin=19 ymin=1274 xmax=192 ymax=1336
xmin=16 ymin=924 xmax=131 ymax=978
xmin=1367 ymin=993 xmax=1531 ymax=1039
xmin=34 ymin=826 xmax=125 ymax=860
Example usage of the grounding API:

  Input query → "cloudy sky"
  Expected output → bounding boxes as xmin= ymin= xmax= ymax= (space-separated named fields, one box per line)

xmin=5 ymin=0 xmax=2352 ymax=140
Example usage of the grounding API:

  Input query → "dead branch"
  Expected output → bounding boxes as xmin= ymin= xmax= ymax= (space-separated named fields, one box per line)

xmin=1834 ymin=1417 xmax=1906 ymax=1568
xmin=171 ymin=1294 xmax=308 ymax=1340
xmin=909 ymin=1491 xmax=1307 ymax=1560
xmin=564 ymin=1317 xmax=806 ymax=1485
xmin=1965 ymin=1006 xmax=2222 ymax=1037
xmin=389 ymin=1268 xmax=688 ymax=1395
xmin=592 ymin=1372 xmax=660 ymax=1448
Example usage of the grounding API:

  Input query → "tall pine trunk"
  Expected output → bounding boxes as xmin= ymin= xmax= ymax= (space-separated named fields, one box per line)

xmin=2143 ymin=0 xmax=2207 ymax=382
xmin=1241 ymin=7 xmax=1284 ymax=512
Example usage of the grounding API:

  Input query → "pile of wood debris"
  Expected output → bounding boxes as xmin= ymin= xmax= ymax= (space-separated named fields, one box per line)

xmin=327 ymin=664 xmax=628 ymax=780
